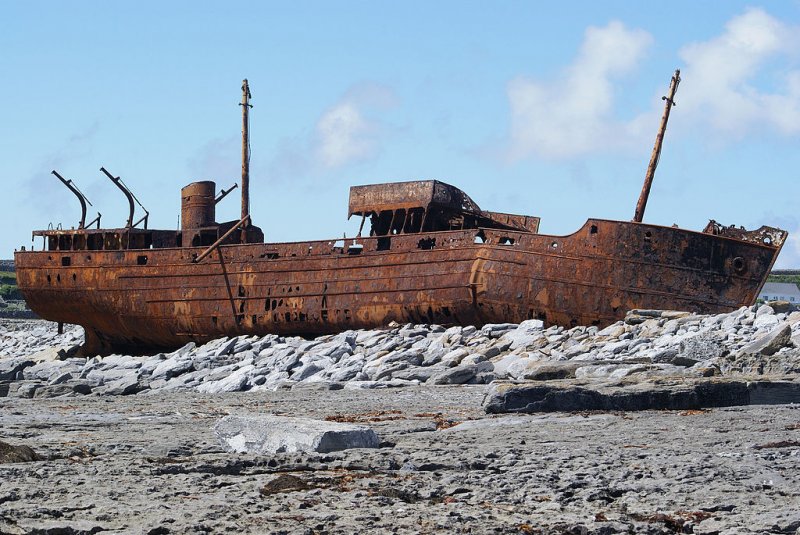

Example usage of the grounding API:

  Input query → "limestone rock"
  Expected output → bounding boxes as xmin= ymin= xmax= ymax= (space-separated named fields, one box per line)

xmin=483 ymin=378 xmax=800 ymax=413
xmin=0 ymin=358 xmax=32 ymax=381
xmin=95 ymin=375 xmax=143 ymax=396
xmin=427 ymin=363 xmax=487 ymax=385
xmin=737 ymin=324 xmax=793 ymax=357
xmin=0 ymin=440 xmax=38 ymax=463
xmin=214 ymin=415 xmax=379 ymax=454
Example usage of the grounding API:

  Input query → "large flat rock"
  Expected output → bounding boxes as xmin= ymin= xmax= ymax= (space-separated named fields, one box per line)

xmin=483 ymin=377 xmax=800 ymax=413
xmin=214 ymin=415 xmax=380 ymax=454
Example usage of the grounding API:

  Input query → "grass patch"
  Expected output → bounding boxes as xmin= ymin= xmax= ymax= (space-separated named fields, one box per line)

xmin=0 ymin=284 xmax=22 ymax=300
xmin=767 ymin=274 xmax=800 ymax=286
xmin=0 ymin=271 xmax=16 ymax=285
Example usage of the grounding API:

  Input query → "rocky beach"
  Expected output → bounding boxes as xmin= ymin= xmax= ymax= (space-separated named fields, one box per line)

xmin=2 ymin=304 xmax=800 ymax=533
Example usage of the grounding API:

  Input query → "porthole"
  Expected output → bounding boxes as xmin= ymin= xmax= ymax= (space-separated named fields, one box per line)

xmin=732 ymin=257 xmax=747 ymax=275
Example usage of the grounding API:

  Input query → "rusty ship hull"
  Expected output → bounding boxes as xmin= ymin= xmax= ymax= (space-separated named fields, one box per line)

xmin=13 ymin=77 xmax=787 ymax=354
xmin=14 ymin=216 xmax=785 ymax=354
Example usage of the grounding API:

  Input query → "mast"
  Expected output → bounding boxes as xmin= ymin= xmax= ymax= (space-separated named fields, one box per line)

xmin=240 ymin=79 xmax=252 ymax=224
xmin=633 ymin=69 xmax=681 ymax=223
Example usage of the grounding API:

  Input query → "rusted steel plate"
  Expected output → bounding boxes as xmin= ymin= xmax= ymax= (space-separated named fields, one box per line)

xmin=15 ymin=215 xmax=786 ymax=354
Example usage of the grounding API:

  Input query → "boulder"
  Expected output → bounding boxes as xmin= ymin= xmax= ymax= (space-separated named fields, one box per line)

xmin=32 ymin=384 xmax=77 ymax=398
xmin=150 ymin=356 xmax=194 ymax=380
xmin=0 ymin=358 xmax=32 ymax=381
xmin=0 ymin=440 xmax=38 ymax=463
xmin=737 ymin=324 xmax=793 ymax=357
xmin=767 ymin=300 xmax=795 ymax=314
xmin=678 ymin=331 xmax=726 ymax=363
xmin=214 ymin=415 xmax=379 ymax=454
xmin=95 ymin=376 xmax=143 ymax=396
xmin=483 ymin=378 xmax=800 ymax=413
xmin=511 ymin=361 xmax=584 ymax=381
xmin=427 ymin=363 xmax=488 ymax=385
xmin=754 ymin=314 xmax=780 ymax=330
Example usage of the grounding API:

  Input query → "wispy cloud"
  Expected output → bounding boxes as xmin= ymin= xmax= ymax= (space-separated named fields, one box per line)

xmin=505 ymin=21 xmax=653 ymax=161
xmin=188 ymin=136 xmax=238 ymax=184
xmin=502 ymin=9 xmax=800 ymax=162
xmin=313 ymin=83 xmax=399 ymax=169
xmin=315 ymin=101 xmax=374 ymax=168
xmin=678 ymin=8 xmax=800 ymax=138
xmin=26 ymin=123 xmax=100 ymax=217
xmin=261 ymin=83 xmax=399 ymax=183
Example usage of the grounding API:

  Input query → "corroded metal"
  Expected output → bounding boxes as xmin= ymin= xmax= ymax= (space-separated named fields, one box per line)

xmin=634 ymin=69 xmax=681 ymax=223
xmin=240 ymin=79 xmax=252 ymax=224
xmin=51 ymin=170 xmax=90 ymax=229
xmin=100 ymin=167 xmax=136 ymax=228
xmin=13 ymin=79 xmax=788 ymax=355
xmin=14 ymin=178 xmax=787 ymax=355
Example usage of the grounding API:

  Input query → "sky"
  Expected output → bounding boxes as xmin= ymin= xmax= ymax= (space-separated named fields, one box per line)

xmin=1 ymin=1 xmax=799 ymax=267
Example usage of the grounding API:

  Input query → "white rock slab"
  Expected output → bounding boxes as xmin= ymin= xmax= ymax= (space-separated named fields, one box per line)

xmin=214 ymin=415 xmax=380 ymax=454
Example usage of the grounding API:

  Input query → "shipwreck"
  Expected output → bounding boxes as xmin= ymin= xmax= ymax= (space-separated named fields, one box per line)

xmin=15 ymin=72 xmax=787 ymax=354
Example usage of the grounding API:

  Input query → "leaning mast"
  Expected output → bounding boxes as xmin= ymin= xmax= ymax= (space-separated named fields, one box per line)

xmin=633 ymin=69 xmax=681 ymax=223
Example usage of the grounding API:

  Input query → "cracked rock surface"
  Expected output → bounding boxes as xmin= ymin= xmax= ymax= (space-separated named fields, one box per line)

xmin=2 ymin=388 xmax=800 ymax=534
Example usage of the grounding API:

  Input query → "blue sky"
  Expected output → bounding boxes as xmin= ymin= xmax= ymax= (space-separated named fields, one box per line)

xmin=2 ymin=1 xmax=799 ymax=267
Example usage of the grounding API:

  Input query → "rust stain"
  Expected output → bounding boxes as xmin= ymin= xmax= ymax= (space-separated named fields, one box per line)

xmin=12 ymin=79 xmax=789 ymax=355
xmin=14 ymin=183 xmax=788 ymax=354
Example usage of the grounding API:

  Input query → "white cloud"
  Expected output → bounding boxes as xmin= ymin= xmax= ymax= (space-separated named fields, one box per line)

xmin=678 ymin=8 xmax=800 ymax=137
xmin=503 ymin=9 xmax=800 ymax=162
xmin=506 ymin=21 xmax=653 ymax=161
xmin=316 ymin=101 xmax=374 ymax=168
xmin=314 ymin=84 xmax=398 ymax=169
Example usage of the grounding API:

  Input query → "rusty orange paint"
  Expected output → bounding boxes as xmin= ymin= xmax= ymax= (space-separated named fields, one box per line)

xmin=14 ymin=180 xmax=787 ymax=355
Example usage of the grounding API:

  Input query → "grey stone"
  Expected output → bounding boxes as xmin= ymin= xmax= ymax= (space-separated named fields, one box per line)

xmin=213 ymin=337 xmax=238 ymax=356
xmin=95 ymin=376 xmax=143 ymax=396
xmin=371 ymin=361 xmax=409 ymax=381
xmin=0 ymin=358 xmax=33 ymax=381
xmin=574 ymin=363 xmax=654 ymax=380
xmin=481 ymin=323 xmax=518 ymax=337
xmin=439 ymin=348 xmax=469 ymax=367
xmin=290 ymin=361 xmax=326 ymax=381
xmin=214 ymin=415 xmax=379 ymax=454
xmin=492 ymin=353 xmax=528 ymax=379
xmin=737 ymin=324 xmax=793 ymax=357
xmin=756 ymin=304 xmax=775 ymax=317
xmin=48 ymin=371 xmax=75 ymax=385
xmin=326 ymin=362 xmax=364 ymax=382
xmin=139 ymin=353 xmax=167 ymax=375
xmin=342 ymin=380 xmax=416 ymax=389
xmin=0 ymin=440 xmax=38 ymax=463
xmin=754 ymin=314 xmax=780 ymax=330
xmin=390 ymin=366 xmax=442 ymax=382
xmin=499 ymin=327 xmax=547 ymax=351
xmin=149 ymin=357 xmax=194 ymax=380
xmin=511 ymin=361 xmax=584 ymax=381
xmin=31 ymin=384 xmax=76 ymax=398
xmin=747 ymin=380 xmax=800 ymax=404
xmin=291 ymin=381 xmax=343 ymax=391
xmin=197 ymin=364 xmax=254 ymax=393
xmin=428 ymin=363 xmax=486 ymax=385
xmin=483 ymin=377 xmax=800 ymax=413
xmin=10 ymin=381 xmax=40 ymax=398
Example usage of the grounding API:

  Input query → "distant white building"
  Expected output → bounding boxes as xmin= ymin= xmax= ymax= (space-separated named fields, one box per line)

xmin=759 ymin=282 xmax=800 ymax=303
